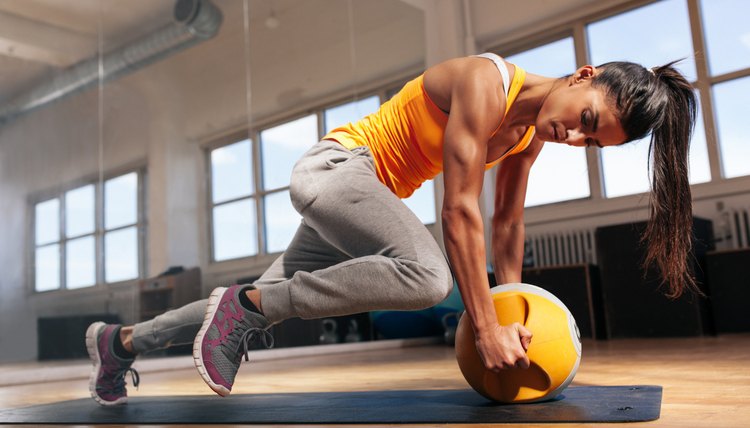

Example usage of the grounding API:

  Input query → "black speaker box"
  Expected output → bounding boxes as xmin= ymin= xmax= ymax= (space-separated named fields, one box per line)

xmin=595 ymin=218 xmax=715 ymax=338
xmin=705 ymin=248 xmax=750 ymax=333
xmin=38 ymin=314 xmax=121 ymax=360
xmin=522 ymin=264 xmax=606 ymax=340
xmin=270 ymin=313 xmax=372 ymax=348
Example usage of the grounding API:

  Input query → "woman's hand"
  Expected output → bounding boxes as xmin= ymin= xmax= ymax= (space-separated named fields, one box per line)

xmin=475 ymin=323 xmax=533 ymax=372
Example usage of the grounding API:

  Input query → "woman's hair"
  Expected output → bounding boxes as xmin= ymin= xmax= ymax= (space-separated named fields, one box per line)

xmin=592 ymin=60 xmax=698 ymax=298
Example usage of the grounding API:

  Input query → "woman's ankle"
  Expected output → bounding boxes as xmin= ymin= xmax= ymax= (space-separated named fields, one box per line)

xmin=118 ymin=326 xmax=136 ymax=356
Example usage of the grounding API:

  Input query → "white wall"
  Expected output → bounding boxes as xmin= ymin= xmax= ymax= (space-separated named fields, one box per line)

xmin=0 ymin=80 xmax=151 ymax=361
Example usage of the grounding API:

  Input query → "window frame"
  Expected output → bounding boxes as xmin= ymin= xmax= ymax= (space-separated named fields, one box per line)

xmin=29 ymin=166 xmax=147 ymax=294
xmin=205 ymin=130 xmax=260 ymax=264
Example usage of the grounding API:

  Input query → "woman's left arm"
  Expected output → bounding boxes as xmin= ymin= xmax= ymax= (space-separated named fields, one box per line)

xmin=491 ymin=136 xmax=544 ymax=285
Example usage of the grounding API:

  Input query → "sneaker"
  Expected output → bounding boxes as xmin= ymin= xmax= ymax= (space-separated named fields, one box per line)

xmin=85 ymin=322 xmax=140 ymax=406
xmin=193 ymin=285 xmax=273 ymax=397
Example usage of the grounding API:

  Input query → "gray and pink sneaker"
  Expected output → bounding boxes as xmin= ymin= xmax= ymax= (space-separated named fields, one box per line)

xmin=85 ymin=322 xmax=139 ymax=406
xmin=193 ymin=285 xmax=273 ymax=397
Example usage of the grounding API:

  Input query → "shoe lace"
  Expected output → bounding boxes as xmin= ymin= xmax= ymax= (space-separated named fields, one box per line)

xmin=116 ymin=367 xmax=141 ymax=391
xmin=100 ymin=365 xmax=140 ymax=394
xmin=231 ymin=323 xmax=274 ymax=363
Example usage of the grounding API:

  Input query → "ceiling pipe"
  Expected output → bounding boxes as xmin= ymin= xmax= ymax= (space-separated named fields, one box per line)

xmin=0 ymin=0 xmax=222 ymax=126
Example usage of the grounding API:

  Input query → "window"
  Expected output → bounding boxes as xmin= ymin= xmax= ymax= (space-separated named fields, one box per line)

xmin=700 ymin=0 xmax=750 ymax=179
xmin=213 ymin=199 xmax=257 ymax=261
xmin=587 ymin=0 xmax=711 ymax=197
xmin=587 ymin=0 xmax=697 ymax=81
xmin=713 ymin=76 xmax=750 ymax=178
xmin=598 ymin=137 xmax=651 ymax=198
xmin=324 ymin=96 xmax=380 ymax=133
xmin=598 ymin=92 xmax=711 ymax=197
xmin=507 ymin=38 xmax=576 ymax=78
xmin=210 ymin=140 xmax=257 ymax=261
xmin=65 ymin=185 xmax=95 ymax=289
xmin=687 ymin=92 xmax=711 ymax=184
xmin=264 ymin=190 xmax=298 ymax=254
xmin=505 ymin=37 xmax=591 ymax=207
xmin=403 ymin=180 xmax=437 ymax=225
xmin=34 ymin=199 xmax=60 ymax=292
xmin=209 ymin=116 xmax=316 ymax=260
xmin=211 ymin=139 xmax=253 ymax=204
xmin=104 ymin=173 xmax=140 ymax=283
xmin=700 ymin=0 xmax=750 ymax=76
xmin=261 ymin=115 xmax=317 ymax=252
xmin=261 ymin=115 xmax=317 ymax=191
xmin=32 ymin=171 xmax=143 ymax=292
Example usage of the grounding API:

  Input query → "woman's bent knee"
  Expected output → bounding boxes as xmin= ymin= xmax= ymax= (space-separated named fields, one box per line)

xmin=414 ymin=264 xmax=454 ymax=308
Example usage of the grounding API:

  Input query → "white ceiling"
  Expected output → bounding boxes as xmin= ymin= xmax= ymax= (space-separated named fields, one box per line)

xmin=0 ymin=0 xmax=425 ymax=113
xmin=0 ymin=0 xmax=173 ymax=104
xmin=0 ymin=0 xmax=631 ymax=112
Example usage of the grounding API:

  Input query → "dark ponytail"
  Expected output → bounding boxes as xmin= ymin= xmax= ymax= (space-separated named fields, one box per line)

xmin=593 ymin=60 xmax=698 ymax=298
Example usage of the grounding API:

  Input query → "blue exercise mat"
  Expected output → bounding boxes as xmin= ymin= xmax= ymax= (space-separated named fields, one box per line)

xmin=0 ymin=385 xmax=661 ymax=424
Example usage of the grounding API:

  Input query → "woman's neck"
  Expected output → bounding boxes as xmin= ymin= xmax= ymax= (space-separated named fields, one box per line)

xmin=504 ymin=73 xmax=561 ymax=128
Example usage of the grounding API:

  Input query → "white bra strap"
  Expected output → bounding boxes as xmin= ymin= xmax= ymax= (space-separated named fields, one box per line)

xmin=473 ymin=52 xmax=510 ymax=99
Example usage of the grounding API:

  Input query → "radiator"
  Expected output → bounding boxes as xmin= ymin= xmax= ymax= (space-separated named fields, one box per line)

xmin=726 ymin=207 xmax=750 ymax=249
xmin=526 ymin=229 xmax=596 ymax=268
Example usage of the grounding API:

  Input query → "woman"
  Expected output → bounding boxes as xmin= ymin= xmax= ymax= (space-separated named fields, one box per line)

xmin=86 ymin=52 xmax=697 ymax=405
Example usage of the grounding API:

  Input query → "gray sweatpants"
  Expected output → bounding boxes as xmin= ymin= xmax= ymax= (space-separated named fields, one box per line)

xmin=132 ymin=140 xmax=453 ymax=353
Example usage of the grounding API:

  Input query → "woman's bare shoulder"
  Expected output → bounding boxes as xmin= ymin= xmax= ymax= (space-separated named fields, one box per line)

xmin=423 ymin=57 xmax=502 ymax=112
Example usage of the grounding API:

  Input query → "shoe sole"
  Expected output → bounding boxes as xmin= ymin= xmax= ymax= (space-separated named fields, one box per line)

xmin=85 ymin=322 xmax=128 ymax=406
xmin=193 ymin=287 xmax=232 ymax=397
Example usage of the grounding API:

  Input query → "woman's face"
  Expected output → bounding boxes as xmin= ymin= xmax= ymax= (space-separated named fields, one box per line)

xmin=535 ymin=65 xmax=628 ymax=148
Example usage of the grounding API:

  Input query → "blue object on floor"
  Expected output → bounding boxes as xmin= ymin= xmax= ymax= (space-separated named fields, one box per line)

xmin=371 ymin=280 xmax=465 ymax=339
xmin=0 ymin=386 xmax=663 ymax=424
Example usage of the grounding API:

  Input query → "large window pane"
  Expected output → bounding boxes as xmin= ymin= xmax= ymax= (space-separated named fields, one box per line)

xmin=35 ymin=244 xmax=60 ymax=292
xmin=526 ymin=144 xmax=590 ymax=206
xmin=590 ymin=0 xmax=710 ymax=195
xmin=601 ymin=138 xmax=651 ymax=198
xmin=506 ymin=38 xmax=576 ymax=78
xmin=66 ymin=185 xmax=95 ymax=237
xmin=105 ymin=173 xmax=138 ymax=229
xmin=402 ymin=180 xmax=436 ymax=225
xmin=714 ymin=76 xmax=750 ymax=178
xmin=688 ymin=93 xmax=711 ymax=184
xmin=601 ymin=95 xmax=710 ymax=196
xmin=35 ymin=198 xmax=59 ymax=245
xmin=506 ymin=38 xmax=590 ymax=207
xmin=66 ymin=236 xmax=96 ymax=289
xmin=213 ymin=199 xmax=257 ymax=261
xmin=587 ymin=0 xmax=697 ymax=81
xmin=264 ymin=190 xmax=301 ymax=253
xmin=700 ymin=0 xmax=750 ymax=76
xmin=324 ymin=96 xmax=381 ymax=133
xmin=261 ymin=115 xmax=318 ymax=190
xmin=105 ymin=227 xmax=139 ymax=283
xmin=211 ymin=140 xmax=253 ymax=204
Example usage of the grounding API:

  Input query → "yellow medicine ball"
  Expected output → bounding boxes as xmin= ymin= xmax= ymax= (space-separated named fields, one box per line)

xmin=455 ymin=283 xmax=581 ymax=403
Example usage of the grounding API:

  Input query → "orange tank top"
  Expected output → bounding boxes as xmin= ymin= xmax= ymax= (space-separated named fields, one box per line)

xmin=323 ymin=55 xmax=535 ymax=198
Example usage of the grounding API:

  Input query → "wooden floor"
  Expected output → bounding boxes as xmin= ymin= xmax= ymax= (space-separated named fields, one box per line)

xmin=1 ymin=334 xmax=748 ymax=427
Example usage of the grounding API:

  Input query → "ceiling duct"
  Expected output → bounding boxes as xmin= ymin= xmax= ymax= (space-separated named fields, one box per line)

xmin=0 ymin=0 xmax=222 ymax=125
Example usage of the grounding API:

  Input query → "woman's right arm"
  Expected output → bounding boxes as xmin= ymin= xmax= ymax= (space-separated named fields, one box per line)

xmin=440 ymin=61 xmax=531 ymax=372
